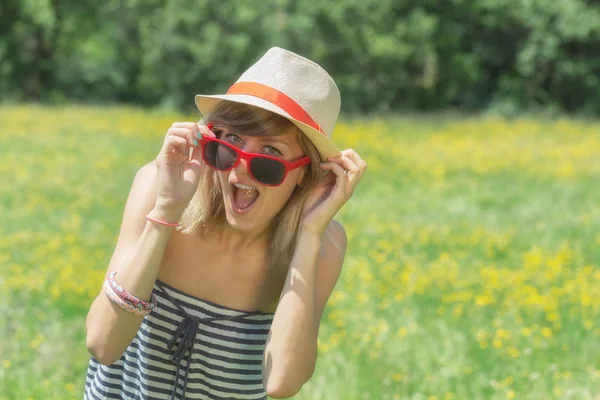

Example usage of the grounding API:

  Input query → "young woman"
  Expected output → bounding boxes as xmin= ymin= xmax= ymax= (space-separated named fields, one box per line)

xmin=84 ymin=47 xmax=367 ymax=400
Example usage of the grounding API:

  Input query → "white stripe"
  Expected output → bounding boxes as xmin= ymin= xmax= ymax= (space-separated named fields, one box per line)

xmin=129 ymin=334 xmax=262 ymax=373
xmin=85 ymin=283 xmax=272 ymax=399
xmin=150 ymin=298 xmax=273 ymax=329
xmin=147 ymin=309 xmax=270 ymax=339
xmin=155 ymin=283 xmax=260 ymax=318
xmin=97 ymin=361 xmax=149 ymax=399
xmin=141 ymin=319 xmax=268 ymax=352
xmin=127 ymin=338 xmax=264 ymax=381
xmin=89 ymin=369 xmax=124 ymax=399
xmin=135 ymin=329 xmax=265 ymax=364
xmin=120 ymin=355 xmax=265 ymax=394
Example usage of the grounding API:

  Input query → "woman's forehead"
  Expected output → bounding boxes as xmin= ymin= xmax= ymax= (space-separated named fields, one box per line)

xmin=213 ymin=120 xmax=300 ymax=142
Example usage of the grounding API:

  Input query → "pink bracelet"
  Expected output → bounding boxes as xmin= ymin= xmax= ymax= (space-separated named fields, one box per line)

xmin=146 ymin=214 xmax=180 ymax=227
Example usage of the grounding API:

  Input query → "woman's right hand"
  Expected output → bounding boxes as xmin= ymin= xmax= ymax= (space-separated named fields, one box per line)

xmin=153 ymin=122 xmax=216 ymax=215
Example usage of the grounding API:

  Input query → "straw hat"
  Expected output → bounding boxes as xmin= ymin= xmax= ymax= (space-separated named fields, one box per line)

xmin=195 ymin=47 xmax=341 ymax=161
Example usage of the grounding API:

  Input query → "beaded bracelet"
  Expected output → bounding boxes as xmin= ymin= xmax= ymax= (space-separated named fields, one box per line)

xmin=103 ymin=272 xmax=157 ymax=317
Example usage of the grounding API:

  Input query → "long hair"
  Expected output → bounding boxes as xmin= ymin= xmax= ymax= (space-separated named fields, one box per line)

xmin=177 ymin=101 xmax=324 ymax=268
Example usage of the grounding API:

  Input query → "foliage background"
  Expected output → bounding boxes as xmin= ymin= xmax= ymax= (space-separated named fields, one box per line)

xmin=3 ymin=0 xmax=600 ymax=114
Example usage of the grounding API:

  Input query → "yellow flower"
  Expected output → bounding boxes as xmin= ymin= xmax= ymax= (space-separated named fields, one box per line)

xmin=546 ymin=312 xmax=560 ymax=322
xmin=392 ymin=373 xmax=404 ymax=382
xmin=29 ymin=334 xmax=45 ymax=349
xmin=541 ymin=327 xmax=553 ymax=338
xmin=520 ymin=327 xmax=533 ymax=337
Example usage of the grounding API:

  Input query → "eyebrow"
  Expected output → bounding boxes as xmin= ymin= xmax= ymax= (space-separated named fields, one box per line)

xmin=258 ymin=136 xmax=291 ymax=148
xmin=215 ymin=124 xmax=293 ymax=149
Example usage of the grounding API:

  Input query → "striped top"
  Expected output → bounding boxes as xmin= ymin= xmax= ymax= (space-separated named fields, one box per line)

xmin=84 ymin=279 xmax=275 ymax=400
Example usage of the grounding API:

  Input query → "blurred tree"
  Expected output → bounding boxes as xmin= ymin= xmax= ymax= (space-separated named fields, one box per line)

xmin=1 ymin=0 xmax=600 ymax=114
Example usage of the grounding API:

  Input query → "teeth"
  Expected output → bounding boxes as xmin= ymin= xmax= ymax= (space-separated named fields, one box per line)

xmin=233 ymin=183 xmax=257 ymax=190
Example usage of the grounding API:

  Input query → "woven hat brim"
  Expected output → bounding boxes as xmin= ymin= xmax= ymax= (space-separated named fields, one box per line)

xmin=195 ymin=94 xmax=341 ymax=161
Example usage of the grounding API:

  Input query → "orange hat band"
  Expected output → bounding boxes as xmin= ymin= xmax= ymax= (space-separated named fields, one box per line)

xmin=226 ymin=82 xmax=324 ymax=135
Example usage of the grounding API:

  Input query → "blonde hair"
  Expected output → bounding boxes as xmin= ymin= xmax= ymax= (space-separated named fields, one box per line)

xmin=177 ymin=102 xmax=324 ymax=268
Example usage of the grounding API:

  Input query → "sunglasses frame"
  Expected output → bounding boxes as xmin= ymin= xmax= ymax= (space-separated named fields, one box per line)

xmin=199 ymin=134 xmax=311 ymax=187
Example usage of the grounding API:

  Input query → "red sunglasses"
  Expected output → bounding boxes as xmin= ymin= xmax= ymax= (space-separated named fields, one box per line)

xmin=199 ymin=123 xmax=311 ymax=187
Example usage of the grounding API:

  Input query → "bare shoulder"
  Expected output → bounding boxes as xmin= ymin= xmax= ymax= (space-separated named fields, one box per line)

xmin=321 ymin=219 xmax=348 ymax=257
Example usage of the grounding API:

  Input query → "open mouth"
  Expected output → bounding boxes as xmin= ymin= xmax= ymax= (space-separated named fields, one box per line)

xmin=231 ymin=183 xmax=260 ymax=214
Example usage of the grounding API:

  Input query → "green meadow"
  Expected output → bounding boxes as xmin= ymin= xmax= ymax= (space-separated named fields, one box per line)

xmin=2 ymin=105 xmax=600 ymax=399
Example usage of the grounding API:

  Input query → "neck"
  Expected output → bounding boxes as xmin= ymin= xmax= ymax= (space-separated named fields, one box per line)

xmin=210 ymin=221 xmax=273 ymax=253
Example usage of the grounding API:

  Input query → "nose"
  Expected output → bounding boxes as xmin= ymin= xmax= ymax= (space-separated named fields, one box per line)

xmin=233 ymin=155 xmax=251 ymax=176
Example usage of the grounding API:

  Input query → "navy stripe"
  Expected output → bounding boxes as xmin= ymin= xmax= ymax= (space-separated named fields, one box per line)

xmin=141 ymin=316 xmax=269 ymax=345
xmin=126 ymin=341 xmax=262 ymax=376
xmin=118 ymin=355 xmax=266 ymax=395
xmin=125 ymin=343 xmax=262 ymax=376
xmin=154 ymin=279 xmax=275 ymax=317
xmin=122 ymin=346 xmax=263 ymax=385
xmin=85 ymin=280 xmax=273 ymax=399
xmin=149 ymin=299 xmax=273 ymax=330
xmin=95 ymin=369 xmax=167 ymax=400
xmin=137 ymin=325 xmax=265 ymax=357
xmin=153 ymin=292 xmax=273 ymax=324
xmin=97 ymin=361 xmax=265 ymax=399
xmin=89 ymin=344 xmax=264 ymax=389
xmin=148 ymin=305 xmax=271 ymax=336
xmin=96 ymin=365 xmax=174 ymax=397
xmin=134 ymin=333 xmax=264 ymax=366
xmin=91 ymin=368 xmax=141 ymax=399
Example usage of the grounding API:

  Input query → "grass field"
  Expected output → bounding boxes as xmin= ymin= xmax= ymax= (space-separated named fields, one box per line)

xmin=2 ymin=105 xmax=600 ymax=399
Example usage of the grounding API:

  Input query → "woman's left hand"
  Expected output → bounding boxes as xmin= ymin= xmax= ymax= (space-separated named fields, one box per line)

xmin=301 ymin=149 xmax=367 ymax=236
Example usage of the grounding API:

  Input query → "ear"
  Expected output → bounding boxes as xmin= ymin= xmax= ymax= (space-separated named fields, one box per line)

xmin=296 ymin=166 xmax=307 ymax=186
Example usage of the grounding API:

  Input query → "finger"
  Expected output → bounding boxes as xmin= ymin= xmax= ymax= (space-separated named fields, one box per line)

xmin=166 ymin=127 xmax=197 ymax=148
xmin=328 ymin=155 xmax=360 ymax=184
xmin=171 ymin=122 xmax=200 ymax=133
xmin=162 ymin=135 xmax=189 ymax=157
xmin=197 ymin=123 xmax=217 ymax=138
xmin=342 ymin=149 xmax=367 ymax=175
xmin=320 ymin=162 xmax=347 ymax=199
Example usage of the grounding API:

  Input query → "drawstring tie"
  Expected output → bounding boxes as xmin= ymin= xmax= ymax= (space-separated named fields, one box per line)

xmin=154 ymin=281 xmax=264 ymax=400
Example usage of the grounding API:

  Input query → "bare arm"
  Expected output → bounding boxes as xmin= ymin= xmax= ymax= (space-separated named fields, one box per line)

xmin=85 ymin=161 xmax=180 ymax=365
xmin=263 ymin=148 xmax=365 ymax=398
xmin=262 ymin=220 xmax=347 ymax=398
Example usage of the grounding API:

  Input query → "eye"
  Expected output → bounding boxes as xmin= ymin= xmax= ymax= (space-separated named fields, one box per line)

xmin=224 ymin=133 xmax=243 ymax=146
xmin=264 ymin=145 xmax=283 ymax=157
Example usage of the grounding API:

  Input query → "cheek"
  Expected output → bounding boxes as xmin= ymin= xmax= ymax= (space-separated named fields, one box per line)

xmin=263 ymin=179 xmax=298 ymax=206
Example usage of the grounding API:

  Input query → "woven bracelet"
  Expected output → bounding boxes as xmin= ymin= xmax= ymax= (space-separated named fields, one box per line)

xmin=103 ymin=272 xmax=157 ymax=317
xmin=103 ymin=279 xmax=151 ymax=317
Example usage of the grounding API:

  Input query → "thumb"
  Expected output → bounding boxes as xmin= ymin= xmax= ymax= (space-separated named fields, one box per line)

xmin=189 ymin=145 xmax=205 ymax=167
xmin=182 ymin=146 xmax=204 ymax=175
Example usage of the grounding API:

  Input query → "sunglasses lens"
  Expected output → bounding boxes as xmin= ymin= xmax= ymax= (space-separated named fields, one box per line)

xmin=203 ymin=141 xmax=237 ymax=170
xmin=250 ymin=157 xmax=286 ymax=185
